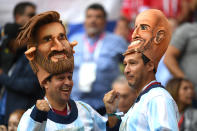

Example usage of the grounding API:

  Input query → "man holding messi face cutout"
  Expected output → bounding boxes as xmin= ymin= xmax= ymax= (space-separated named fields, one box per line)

xmin=17 ymin=11 xmax=106 ymax=131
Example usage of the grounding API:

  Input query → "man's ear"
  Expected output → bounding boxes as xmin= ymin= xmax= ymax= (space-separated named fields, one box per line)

xmin=25 ymin=47 xmax=36 ymax=61
xmin=15 ymin=14 xmax=21 ymax=23
xmin=146 ymin=61 xmax=155 ymax=72
xmin=154 ymin=30 xmax=165 ymax=44
xmin=42 ymin=79 xmax=49 ymax=91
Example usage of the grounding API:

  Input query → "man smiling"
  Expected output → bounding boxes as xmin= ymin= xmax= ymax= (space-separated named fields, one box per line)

xmin=17 ymin=11 xmax=106 ymax=131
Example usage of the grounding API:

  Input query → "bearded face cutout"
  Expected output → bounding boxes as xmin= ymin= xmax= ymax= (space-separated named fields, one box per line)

xmin=125 ymin=9 xmax=171 ymax=70
xmin=34 ymin=22 xmax=74 ymax=74
xmin=17 ymin=11 xmax=77 ymax=85
xmin=26 ymin=22 xmax=74 ymax=85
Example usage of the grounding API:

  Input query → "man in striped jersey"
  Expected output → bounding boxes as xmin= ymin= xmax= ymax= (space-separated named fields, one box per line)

xmin=16 ymin=11 xmax=106 ymax=131
xmin=104 ymin=9 xmax=179 ymax=131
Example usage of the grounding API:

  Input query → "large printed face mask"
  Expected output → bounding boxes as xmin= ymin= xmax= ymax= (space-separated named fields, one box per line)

xmin=125 ymin=9 xmax=171 ymax=70
xmin=17 ymin=11 xmax=77 ymax=86
xmin=25 ymin=22 xmax=76 ymax=85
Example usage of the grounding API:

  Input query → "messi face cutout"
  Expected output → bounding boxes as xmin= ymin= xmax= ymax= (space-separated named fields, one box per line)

xmin=34 ymin=22 xmax=74 ymax=74
xmin=17 ymin=11 xmax=77 ymax=86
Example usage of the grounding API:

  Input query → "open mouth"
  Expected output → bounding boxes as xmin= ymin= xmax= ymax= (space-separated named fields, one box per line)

xmin=50 ymin=53 xmax=68 ymax=62
xmin=128 ymin=39 xmax=143 ymax=49
xmin=60 ymin=88 xmax=71 ymax=94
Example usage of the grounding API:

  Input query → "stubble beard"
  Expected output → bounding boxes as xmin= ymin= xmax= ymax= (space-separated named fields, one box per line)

xmin=86 ymin=27 xmax=100 ymax=36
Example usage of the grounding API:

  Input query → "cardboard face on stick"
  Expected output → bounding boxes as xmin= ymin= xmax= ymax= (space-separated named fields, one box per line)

xmin=124 ymin=9 xmax=172 ymax=70
xmin=17 ymin=11 xmax=77 ymax=86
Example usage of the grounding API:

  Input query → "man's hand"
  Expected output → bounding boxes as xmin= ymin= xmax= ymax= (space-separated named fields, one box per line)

xmin=103 ymin=89 xmax=120 ymax=114
xmin=36 ymin=100 xmax=50 ymax=112
xmin=103 ymin=90 xmax=120 ymax=128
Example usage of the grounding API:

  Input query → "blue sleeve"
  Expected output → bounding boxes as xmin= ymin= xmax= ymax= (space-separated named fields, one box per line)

xmin=30 ymin=106 xmax=48 ymax=122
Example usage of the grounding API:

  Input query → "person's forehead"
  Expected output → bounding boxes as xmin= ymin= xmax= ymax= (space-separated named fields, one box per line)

xmin=124 ymin=52 xmax=141 ymax=61
xmin=54 ymin=72 xmax=72 ymax=77
xmin=181 ymin=80 xmax=194 ymax=87
xmin=37 ymin=22 xmax=65 ymax=37
xmin=24 ymin=6 xmax=35 ymax=13
xmin=86 ymin=9 xmax=104 ymax=15
xmin=9 ymin=114 xmax=19 ymax=121
xmin=135 ymin=12 xmax=158 ymax=27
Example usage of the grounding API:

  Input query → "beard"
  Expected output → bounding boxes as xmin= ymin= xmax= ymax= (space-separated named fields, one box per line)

xmin=34 ymin=48 xmax=74 ymax=74
xmin=86 ymin=27 xmax=100 ymax=35
xmin=139 ymin=37 xmax=154 ymax=53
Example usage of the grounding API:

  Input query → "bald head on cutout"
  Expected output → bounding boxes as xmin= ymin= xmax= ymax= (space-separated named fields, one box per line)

xmin=124 ymin=9 xmax=171 ymax=70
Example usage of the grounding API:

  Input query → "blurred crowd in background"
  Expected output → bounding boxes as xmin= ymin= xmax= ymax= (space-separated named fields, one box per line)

xmin=0 ymin=0 xmax=197 ymax=130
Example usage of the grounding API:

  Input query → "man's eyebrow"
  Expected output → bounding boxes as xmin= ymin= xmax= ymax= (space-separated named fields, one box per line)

xmin=42 ymin=35 xmax=52 ymax=40
xmin=59 ymin=32 xmax=66 ymax=35
xmin=140 ymin=24 xmax=150 ymax=27
xmin=128 ymin=59 xmax=137 ymax=63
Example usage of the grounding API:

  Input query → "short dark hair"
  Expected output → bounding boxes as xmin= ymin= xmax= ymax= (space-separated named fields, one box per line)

xmin=13 ymin=2 xmax=36 ymax=17
xmin=86 ymin=3 xmax=107 ymax=19
xmin=141 ymin=53 xmax=150 ymax=65
xmin=141 ymin=53 xmax=156 ymax=73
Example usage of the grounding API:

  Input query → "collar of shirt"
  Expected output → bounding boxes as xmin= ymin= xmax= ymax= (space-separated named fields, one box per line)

xmin=84 ymin=33 xmax=105 ymax=53
xmin=141 ymin=80 xmax=157 ymax=92
xmin=135 ymin=80 xmax=162 ymax=103
xmin=53 ymin=103 xmax=71 ymax=116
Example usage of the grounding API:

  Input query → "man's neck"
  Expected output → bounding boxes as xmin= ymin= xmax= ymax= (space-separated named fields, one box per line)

xmin=52 ymin=102 xmax=67 ymax=111
xmin=46 ymin=96 xmax=67 ymax=111
xmin=136 ymin=77 xmax=156 ymax=97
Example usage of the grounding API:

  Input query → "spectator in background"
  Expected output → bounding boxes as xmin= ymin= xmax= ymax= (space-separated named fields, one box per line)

xmin=166 ymin=78 xmax=197 ymax=131
xmin=0 ymin=109 xmax=25 ymax=131
xmin=114 ymin=16 xmax=131 ymax=43
xmin=112 ymin=75 xmax=137 ymax=114
xmin=0 ymin=2 xmax=36 ymax=73
xmin=0 ymin=2 xmax=41 ymax=125
xmin=7 ymin=109 xmax=25 ymax=131
xmin=69 ymin=3 xmax=127 ymax=115
xmin=164 ymin=19 xmax=197 ymax=98
xmin=177 ymin=0 xmax=197 ymax=24
xmin=0 ymin=46 xmax=41 ymax=125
